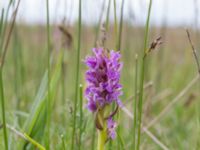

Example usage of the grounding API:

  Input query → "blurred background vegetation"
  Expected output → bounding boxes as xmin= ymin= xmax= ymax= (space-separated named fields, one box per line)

xmin=0 ymin=0 xmax=200 ymax=149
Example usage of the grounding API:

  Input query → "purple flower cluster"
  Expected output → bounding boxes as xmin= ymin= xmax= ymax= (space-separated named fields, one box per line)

xmin=84 ymin=48 xmax=123 ymax=139
xmin=85 ymin=48 xmax=123 ymax=112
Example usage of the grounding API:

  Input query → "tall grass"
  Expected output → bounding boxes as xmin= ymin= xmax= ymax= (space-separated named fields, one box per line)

xmin=105 ymin=0 xmax=111 ymax=31
xmin=117 ymin=0 xmax=125 ymax=51
xmin=0 ymin=1 xmax=20 ymax=149
xmin=133 ymin=54 xmax=138 ymax=150
xmin=0 ymin=10 xmax=7 ymax=149
xmin=71 ymin=0 xmax=82 ymax=149
xmin=116 ymin=0 xmax=125 ymax=150
xmin=78 ymin=84 xmax=83 ymax=150
xmin=1 ymin=0 xmax=200 ymax=150
xmin=46 ymin=0 xmax=51 ymax=148
xmin=94 ymin=0 xmax=106 ymax=46
xmin=136 ymin=0 xmax=153 ymax=149
xmin=0 ymin=67 xmax=8 ymax=150
xmin=0 ymin=0 xmax=13 ymax=54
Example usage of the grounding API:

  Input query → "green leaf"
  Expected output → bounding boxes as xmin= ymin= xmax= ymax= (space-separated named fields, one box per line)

xmin=19 ymin=53 xmax=63 ymax=149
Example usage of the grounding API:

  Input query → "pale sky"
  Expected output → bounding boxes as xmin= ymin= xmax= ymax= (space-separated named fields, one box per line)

xmin=1 ymin=0 xmax=200 ymax=27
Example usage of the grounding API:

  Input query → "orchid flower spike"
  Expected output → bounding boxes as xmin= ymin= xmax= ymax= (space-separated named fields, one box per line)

xmin=84 ymin=48 xmax=123 ymax=149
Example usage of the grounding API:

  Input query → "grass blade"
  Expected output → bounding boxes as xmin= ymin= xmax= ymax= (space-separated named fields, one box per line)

xmin=46 ymin=0 xmax=51 ymax=149
xmin=78 ymin=84 xmax=83 ymax=150
xmin=0 ymin=1 xmax=20 ymax=149
xmin=117 ymin=0 xmax=125 ymax=51
xmin=71 ymin=0 xmax=82 ymax=149
xmin=105 ymin=0 xmax=111 ymax=31
xmin=0 ymin=68 xmax=8 ymax=150
xmin=21 ymin=53 xmax=63 ymax=149
xmin=136 ymin=0 xmax=153 ymax=149
xmin=133 ymin=54 xmax=138 ymax=149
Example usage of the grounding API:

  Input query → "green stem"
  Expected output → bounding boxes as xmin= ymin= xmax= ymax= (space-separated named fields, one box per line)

xmin=105 ymin=0 xmax=111 ymax=31
xmin=97 ymin=130 xmax=106 ymax=150
xmin=91 ymin=124 xmax=96 ymax=150
xmin=61 ymin=50 xmax=66 ymax=125
xmin=113 ymin=0 xmax=118 ymax=49
xmin=0 ymin=9 xmax=4 ymax=37
xmin=0 ymin=1 xmax=20 ymax=149
xmin=61 ymin=135 xmax=66 ymax=150
xmin=117 ymin=0 xmax=125 ymax=51
xmin=97 ymin=123 xmax=106 ymax=150
xmin=71 ymin=0 xmax=82 ymax=149
xmin=46 ymin=0 xmax=51 ymax=149
xmin=136 ymin=0 xmax=152 ymax=150
xmin=94 ymin=0 xmax=106 ymax=46
xmin=133 ymin=54 xmax=138 ymax=150
xmin=0 ymin=68 xmax=8 ymax=150
xmin=78 ymin=84 xmax=83 ymax=150
xmin=0 ymin=9 xmax=8 ymax=150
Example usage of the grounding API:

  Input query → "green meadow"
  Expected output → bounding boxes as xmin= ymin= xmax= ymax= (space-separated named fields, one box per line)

xmin=0 ymin=0 xmax=200 ymax=149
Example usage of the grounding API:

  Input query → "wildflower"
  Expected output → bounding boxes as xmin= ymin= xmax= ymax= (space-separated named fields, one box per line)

xmin=85 ymin=48 xmax=123 ymax=112
xmin=84 ymin=48 xmax=123 ymax=141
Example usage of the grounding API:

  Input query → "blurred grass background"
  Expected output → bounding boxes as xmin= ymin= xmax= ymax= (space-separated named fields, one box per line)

xmin=0 ymin=0 xmax=200 ymax=149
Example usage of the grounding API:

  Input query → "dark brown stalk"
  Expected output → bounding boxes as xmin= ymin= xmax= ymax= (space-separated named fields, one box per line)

xmin=0 ymin=0 xmax=21 ymax=69
xmin=186 ymin=29 xmax=200 ymax=75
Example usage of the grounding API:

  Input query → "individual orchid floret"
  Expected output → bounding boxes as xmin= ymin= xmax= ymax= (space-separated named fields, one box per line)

xmin=107 ymin=117 xmax=117 ymax=139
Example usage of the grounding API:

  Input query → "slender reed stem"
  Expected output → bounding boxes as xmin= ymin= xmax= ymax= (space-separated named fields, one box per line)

xmin=0 ymin=9 xmax=4 ymax=37
xmin=1 ymin=0 xmax=20 ymax=68
xmin=136 ymin=0 xmax=152 ymax=149
xmin=109 ymin=3 xmax=118 ymax=149
xmin=0 ymin=68 xmax=8 ymax=150
xmin=113 ymin=0 xmax=118 ymax=49
xmin=91 ymin=125 xmax=96 ymax=150
xmin=113 ymin=0 xmax=117 ymax=34
xmin=61 ymin=50 xmax=66 ymax=124
xmin=46 ymin=0 xmax=51 ymax=149
xmin=78 ymin=84 xmax=83 ymax=150
xmin=117 ymin=132 xmax=125 ymax=150
xmin=105 ymin=0 xmax=111 ymax=31
xmin=91 ymin=1 xmax=106 ymax=142
xmin=117 ymin=0 xmax=125 ymax=51
xmin=0 ymin=1 xmax=20 ymax=149
xmin=115 ymin=1 xmax=125 ymax=149
xmin=186 ymin=29 xmax=200 ymax=75
xmin=61 ymin=135 xmax=66 ymax=150
xmin=71 ymin=0 xmax=82 ymax=149
xmin=133 ymin=54 xmax=138 ymax=149
xmin=94 ymin=0 xmax=106 ymax=46
xmin=13 ymin=27 xmax=22 ymax=125
xmin=0 ymin=0 xmax=14 ymax=53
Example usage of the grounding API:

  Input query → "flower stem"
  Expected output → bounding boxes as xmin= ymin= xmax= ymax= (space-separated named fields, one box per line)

xmin=97 ymin=125 xmax=107 ymax=150
xmin=97 ymin=109 xmax=107 ymax=150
